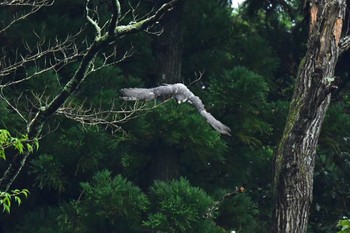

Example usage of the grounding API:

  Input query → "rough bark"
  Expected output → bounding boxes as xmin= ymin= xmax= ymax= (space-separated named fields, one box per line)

xmin=153 ymin=0 xmax=184 ymax=83
xmin=144 ymin=0 xmax=185 ymax=183
xmin=272 ymin=1 xmax=347 ymax=232
xmin=148 ymin=148 xmax=180 ymax=184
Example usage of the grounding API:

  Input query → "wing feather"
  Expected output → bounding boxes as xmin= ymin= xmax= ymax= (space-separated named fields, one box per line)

xmin=199 ymin=110 xmax=231 ymax=136
xmin=120 ymin=88 xmax=155 ymax=101
xmin=120 ymin=83 xmax=231 ymax=136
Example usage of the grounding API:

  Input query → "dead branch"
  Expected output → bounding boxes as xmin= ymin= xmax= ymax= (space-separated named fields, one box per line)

xmin=0 ymin=0 xmax=54 ymax=33
xmin=0 ymin=0 xmax=52 ymax=6
xmin=55 ymin=99 xmax=171 ymax=133
xmin=108 ymin=0 xmax=121 ymax=36
xmin=203 ymin=187 xmax=245 ymax=219
xmin=56 ymin=100 xmax=144 ymax=130
xmin=339 ymin=35 xmax=350 ymax=54
xmin=86 ymin=47 xmax=134 ymax=76
xmin=0 ymin=0 xmax=183 ymax=192
xmin=85 ymin=0 xmax=103 ymax=39
xmin=115 ymin=0 xmax=182 ymax=37
xmin=188 ymin=70 xmax=205 ymax=87
xmin=0 ymin=89 xmax=27 ymax=123
xmin=0 ymin=33 xmax=82 ymax=88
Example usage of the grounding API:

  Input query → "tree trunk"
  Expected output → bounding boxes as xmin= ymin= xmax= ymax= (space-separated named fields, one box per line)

xmin=143 ymin=1 xmax=184 ymax=184
xmin=153 ymin=0 xmax=184 ymax=83
xmin=147 ymin=148 xmax=180 ymax=184
xmin=272 ymin=1 xmax=346 ymax=232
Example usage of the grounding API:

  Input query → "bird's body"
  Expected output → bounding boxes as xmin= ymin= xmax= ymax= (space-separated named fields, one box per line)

xmin=121 ymin=83 xmax=231 ymax=135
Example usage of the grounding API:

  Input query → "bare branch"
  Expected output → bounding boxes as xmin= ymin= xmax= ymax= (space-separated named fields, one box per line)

xmin=0 ymin=33 xmax=83 ymax=88
xmin=55 ymin=99 xmax=170 ymax=132
xmin=0 ymin=0 xmax=54 ymax=33
xmin=108 ymin=0 xmax=122 ymax=36
xmin=56 ymin=101 xmax=138 ymax=131
xmin=115 ymin=0 xmax=182 ymax=37
xmin=0 ymin=0 xmax=184 ymax=193
xmin=339 ymin=35 xmax=350 ymax=54
xmin=203 ymin=187 xmax=245 ymax=219
xmin=85 ymin=0 xmax=102 ymax=39
xmin=86 ymin=46 xmax=133 ymax=76
xmin=0 ymin=89 xmax=27 ymax=123
xmin=128 ymin=1 xmax=141 ymax=21
xmin=188 ymin=70 xmax=205 ymax=87
xmin=0 ymin=0 xmax=52 ymax=6
xmin=27 ymin=0 xmax=184 ymax=138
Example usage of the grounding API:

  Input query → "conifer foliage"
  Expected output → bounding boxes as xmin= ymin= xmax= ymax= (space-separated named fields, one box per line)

xmin=1 ymin=0 xmax=350 ymax=233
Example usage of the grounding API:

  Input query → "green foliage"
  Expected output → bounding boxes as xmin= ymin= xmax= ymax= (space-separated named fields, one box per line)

xmin=309 ymin=101 xmax=350 ymax=232
xmin=209 ymin=66 xmax=269 ymax=114
xmin=0 ymin=129 xmax=11 ymax=160
xmin=0 ymin=189 xmax=29 ymax=214
xmin=209 ymin=66 xmax=271 ymax=147
xmin=338 ymin=218 xmax=350 ymax=233
xmin=81 ymin=170 xmax=149 ymax=219
xmin=120 ymin=100 xmax=229 ymax=183
xmin=0 ymin=129 xmax=38 ymax=160
xmin=229 ymin=13 xmax=281 ymax=80
xmin=144 ymin=178 xmax=223 ymax=233
xmin=215 ymin=191 xmax=260 ymax=233
xmin=58 ymin=126 xmax=109 ymax=175
xmin=58 ymin=170 xmax=149 ymax=233
xmin=182 ymin=0 xmax=234 ymax=76
xmin=4 ymin=0 xmax=348 ymax=232
xmin=138 ymin=101 xmax=227 ymax=155
xmin=29 ymin=154 xmax=66 ymax=192
xmin=24 ymin=69 xmax=61 ymax=98
xmin=16 ymin=207 xmax=63 ymax=233
xmin=262 ymin=100 xmax=289 ymax=143
xmin=0 ymin=129 xmax=35 ymax=214
xmin=77 ymin=61 xmax=142 ymax=107
xmin=320 ymin=102 xmax=350 ymax=153
xmin=232 ymin=34 xmax=280 ymax=80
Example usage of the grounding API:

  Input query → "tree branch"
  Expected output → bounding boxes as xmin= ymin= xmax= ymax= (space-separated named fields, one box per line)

xmin=0 ymin=34 xmax=82 ymax=88
xmin=55 ymin=99 xmax=171 ymax=133
xmin=0 ymin=0 xmax=184 ymax=192
xmin=115 ymin=0 xmax=182 ymax=36
xmin=0 ymin=0 xmax=53 ymax=33
xmin=203 ymin=187 xmax=245 ymax=219
xmin=0 ymin=0 xmax=52 ymax=6
xmin=108 ymin=0 xmax=121 ymax=36
xmin=339 ymin=35 xmax=350 ymax=54
xmin=85 ymin=0 xmax=102 ymax=39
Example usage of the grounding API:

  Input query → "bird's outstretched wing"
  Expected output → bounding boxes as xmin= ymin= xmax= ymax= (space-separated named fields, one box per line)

xmin=120 ymin=85 xmax=174 ymax=101
xmin=120 ymin=83 xmax=231 ymax=136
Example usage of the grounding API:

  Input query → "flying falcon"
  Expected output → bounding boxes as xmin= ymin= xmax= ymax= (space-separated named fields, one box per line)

xmin=120 ymin=83 xmax=231 ymax=136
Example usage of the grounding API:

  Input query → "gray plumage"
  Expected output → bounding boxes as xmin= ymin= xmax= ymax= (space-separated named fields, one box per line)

xmin=120 ymin=83 xmax=231 ymax=135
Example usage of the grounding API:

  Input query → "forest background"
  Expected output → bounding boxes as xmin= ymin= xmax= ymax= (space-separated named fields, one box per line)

xmin=1 ymin=0 xmax=350 ymax=232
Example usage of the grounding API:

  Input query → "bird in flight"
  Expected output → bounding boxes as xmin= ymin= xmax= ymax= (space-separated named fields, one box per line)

xmin=120 ymin=83 xmax=231 ymax=135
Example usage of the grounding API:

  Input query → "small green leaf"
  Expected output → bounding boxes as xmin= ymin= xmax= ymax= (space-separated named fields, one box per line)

xmin=34 ymin=139 xmax=39 ymax=150
xmin=0 ymin=148 xmax=5 ymax=160
xmin=26 ymin=143 xmax=33 ymax=153
xmin=14 ymin=196 xmax=21 ymax=206
xmin=4 ymin=204 xmax=10 ymax=214
xmin=13 ymin=139 xmax=24 ymax=154
xmin=22 ymin=189 xmax=30 ymax=198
